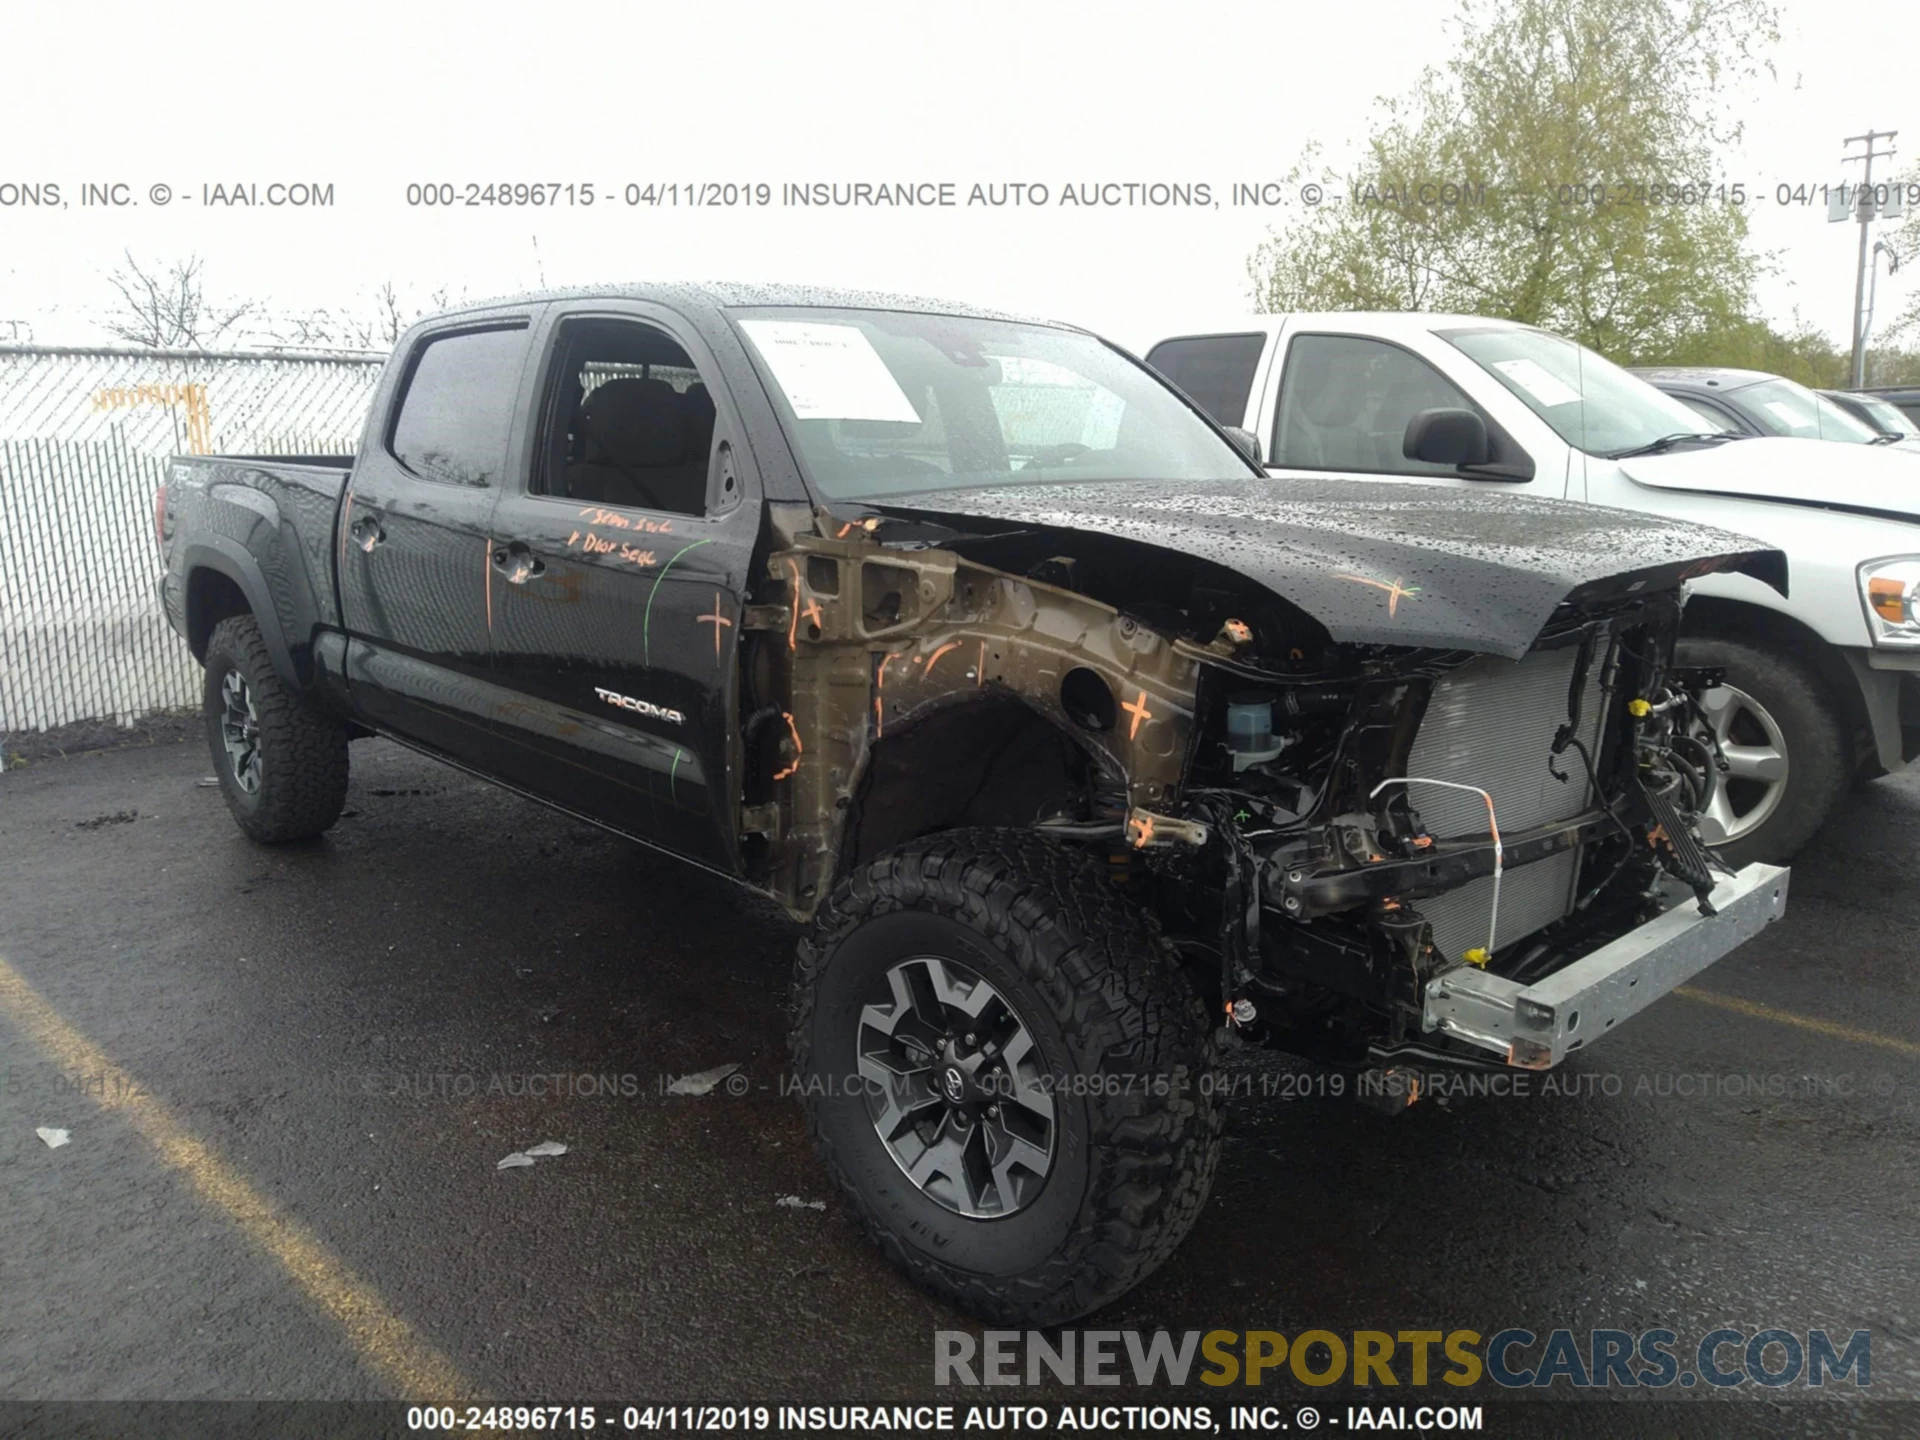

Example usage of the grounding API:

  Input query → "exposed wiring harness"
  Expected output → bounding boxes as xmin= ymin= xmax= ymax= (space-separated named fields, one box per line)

xmin=1370 ymin=777 xmax=1503 ymax=963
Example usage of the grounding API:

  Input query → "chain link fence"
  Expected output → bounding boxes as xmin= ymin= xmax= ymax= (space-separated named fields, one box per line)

xmin=0 ymin=345 xmax=384 ymax=750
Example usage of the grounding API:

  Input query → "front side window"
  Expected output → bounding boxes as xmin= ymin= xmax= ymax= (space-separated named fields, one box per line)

xmin=1270 ymin=334 xmax=1474 ymax=475
xmin=1440 ymin=326 xmax=1710 ymax=458
xmin=1735 ymin=378 xmax=1882 ymax=444
xmin=389 ymin=326 xmax=528 ymax=487
xmin=730 ymin=308 xmax=1254 ymax=502
xmin=1143 ymin=333 xmax=1265 ymax=428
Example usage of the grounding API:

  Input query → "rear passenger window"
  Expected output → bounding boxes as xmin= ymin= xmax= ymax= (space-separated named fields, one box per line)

xmin=538 ymin=319 xmax=718 ymax=517
xmin=1144 ymin=334 xmax=1265 ymax=427
xmin=1271 ymin=334 xmax=1473 ymax=476
xmin=390 ymin=326 xmax=529 ymax=487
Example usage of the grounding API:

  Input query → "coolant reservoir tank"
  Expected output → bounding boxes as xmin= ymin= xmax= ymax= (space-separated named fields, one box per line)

xmin=1225 ymin=694 xmax=1285 ymax=770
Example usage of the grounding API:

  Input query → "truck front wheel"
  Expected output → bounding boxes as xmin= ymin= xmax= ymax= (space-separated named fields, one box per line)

xmin=202 ymin=615 xmax=349 ymax=843
xmin=1676 ymin=636 xmax=1847 ymax=867
xmin=791 ymin=829 xmax=1220 ymax=1325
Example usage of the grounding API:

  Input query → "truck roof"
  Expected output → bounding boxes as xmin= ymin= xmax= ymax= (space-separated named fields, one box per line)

xmin=1629 ymin=366 xmax=1780 ymax=390
xmin=431 ymin=281 xmax=1075 ymax=330
xmin=1137 ymin=311 xmax=1532 ymax=352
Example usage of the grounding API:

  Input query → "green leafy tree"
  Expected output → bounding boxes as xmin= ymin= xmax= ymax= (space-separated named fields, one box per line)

xmin=1871 ymin=162 xmax=1920 ymax=377
xmin=1250 ymin=0 xmax=1781 ymax=365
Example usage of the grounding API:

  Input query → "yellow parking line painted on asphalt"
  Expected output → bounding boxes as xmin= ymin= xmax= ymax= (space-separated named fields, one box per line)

xmin=1676 ymin=986 xmax=1920 ymax=1059
xmin=0 ymin=954 xmax=474 ymax=1405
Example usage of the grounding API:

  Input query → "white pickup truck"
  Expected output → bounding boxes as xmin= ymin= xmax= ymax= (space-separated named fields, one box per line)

xmin=1138 ymin=313 xmax=1920 ymax=864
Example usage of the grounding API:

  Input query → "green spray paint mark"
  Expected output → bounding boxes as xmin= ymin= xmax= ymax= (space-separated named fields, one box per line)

xmin=643 ymin=537 xmax=717 ymax=668
xmin=669 ymin=746 xmax=684 ymax=802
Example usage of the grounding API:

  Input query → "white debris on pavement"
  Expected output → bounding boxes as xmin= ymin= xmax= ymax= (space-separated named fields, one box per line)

xmin=498 ymin=1140 xmax=570 ymax=1170
xmin=36 ymin=1127 xmax=70 ymax=1149
xmin=665 ymin=1063 xmax=740 ymax=1096
xmin=775 ymin=1195 xmax=826 ymax=1210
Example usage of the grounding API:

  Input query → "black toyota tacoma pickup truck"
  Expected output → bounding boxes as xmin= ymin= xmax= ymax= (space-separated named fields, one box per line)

xmin=158 ymin=283 xmax=1791 ymax=1324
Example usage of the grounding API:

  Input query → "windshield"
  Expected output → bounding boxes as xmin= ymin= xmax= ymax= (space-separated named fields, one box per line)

xmin=1735 ymin=378 xmax=1882 ymax=444
xmin=730 ymin=307 xmax=1256 ymax=501
xmin=1846 ymin=393 xmax=1920 ymax=437
xmin=1438 ymin=327 xmax=1714 ymax=457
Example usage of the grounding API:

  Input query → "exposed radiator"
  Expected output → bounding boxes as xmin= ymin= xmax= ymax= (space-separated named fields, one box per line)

xmin=1402 ymin=645 xmax=1608 ymax=965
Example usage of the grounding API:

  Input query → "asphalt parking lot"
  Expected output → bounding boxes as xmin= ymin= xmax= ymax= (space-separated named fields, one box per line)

xmin=2 ymin=732 xmax=1917 ymax=1435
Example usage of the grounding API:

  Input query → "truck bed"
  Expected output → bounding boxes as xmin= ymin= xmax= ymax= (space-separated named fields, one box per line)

xmin=159 ymin=453 xmax=355 ymax=677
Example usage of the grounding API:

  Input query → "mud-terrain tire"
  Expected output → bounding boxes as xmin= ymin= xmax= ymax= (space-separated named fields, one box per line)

xmin=1676 ymin=636 xmax=1848 ymax=868
xmin=791 ymin=828 xmax=1221 ymax=1325
xmin=202 ymin=615 xmax=349 ymax=843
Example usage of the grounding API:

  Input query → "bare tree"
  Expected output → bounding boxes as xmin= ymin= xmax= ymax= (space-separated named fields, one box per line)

xmin=103 ymin=252 xmax=259 ymax=350
xmin=270 ymin=280 xmax=461 ymax=352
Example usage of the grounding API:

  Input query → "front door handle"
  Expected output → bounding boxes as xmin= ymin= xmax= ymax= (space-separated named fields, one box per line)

xmin=491 ymin=542 xmax=546 ymax=585
xmin=349 ymin=516 xmax=385 ymax=551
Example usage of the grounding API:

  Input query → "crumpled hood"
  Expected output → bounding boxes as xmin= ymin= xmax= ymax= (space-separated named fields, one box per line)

xmin=881 ymin=477 xmax=1786 ymax=659
xmin=1619 ymin=436 xmax=1920 ymax=520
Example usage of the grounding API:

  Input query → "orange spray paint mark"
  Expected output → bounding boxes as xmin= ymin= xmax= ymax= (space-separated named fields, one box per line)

xmin=1335 ymin=574 xmax=1421 ymax=617
xmin=1128 ymin=813 xmax=1155 ymax=849
xmin=773 ymin=711 xmax=803 ymax=781
xmin=483 ymin=537 xmax=493 ymax=633
xmin=696 ymin=590 xmax=733 ymax=659
xmin=924 ymin=641 xmax=960 ymax=677
xmin=1121 ymin=689 xmax=1152 ymax=740
xmin=785 ymin=559 xmax=802 ymax=650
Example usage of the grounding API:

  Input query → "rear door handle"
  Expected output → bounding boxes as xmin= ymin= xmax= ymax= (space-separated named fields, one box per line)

xmin=491 ymin=541 xmax=546 ymax=584
xmin=349 ymin=516 xmax=385 ymax=551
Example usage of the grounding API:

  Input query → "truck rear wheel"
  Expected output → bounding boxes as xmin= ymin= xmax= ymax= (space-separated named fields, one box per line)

xmin=791 ymin=829 xmax=1220 ymax=1325
xmin=1676 ymin=636 xmax=1847 ymax=867
xmin=202 ymin=615 xmax=349 ymax=843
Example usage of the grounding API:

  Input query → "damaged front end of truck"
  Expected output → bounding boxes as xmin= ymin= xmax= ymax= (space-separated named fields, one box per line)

xmin=745 ymin=479 xmax=1791 ymax=1075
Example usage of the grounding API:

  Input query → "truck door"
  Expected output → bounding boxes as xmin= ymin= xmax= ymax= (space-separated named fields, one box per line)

xmin=1258 ymin=332 xmax=1557 ymax=495
xmin=483 ymin=306 xmax=759 ymax=872
xmin=337 ymin=315 xmax=539 ymax=766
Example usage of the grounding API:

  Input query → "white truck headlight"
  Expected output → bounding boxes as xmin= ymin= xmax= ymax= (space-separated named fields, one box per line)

xmin=1859 ymin=558 xmax=1920 ymax=647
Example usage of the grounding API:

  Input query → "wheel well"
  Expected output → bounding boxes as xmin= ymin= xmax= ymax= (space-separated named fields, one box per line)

xmin=838 ymin=696 xmax=1108 ymax=874
xmin=186 ymin=567 xmax=251 ymax=663
xmin=1683 ymin=596 xmax=1874 ymax=772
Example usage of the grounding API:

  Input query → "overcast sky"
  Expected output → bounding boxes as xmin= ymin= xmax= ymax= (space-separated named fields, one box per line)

xmin=0 ymin=0 xmax=1910 ymax=355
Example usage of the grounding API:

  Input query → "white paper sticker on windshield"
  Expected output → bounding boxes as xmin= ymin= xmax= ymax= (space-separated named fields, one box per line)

xmin=1490 ymin=358 xmax=1583 ymax=409
xmin=1762 ymin=400 xmax=1807 ymax=428
xmin=737 ymin=320 xmax=921 ymax=424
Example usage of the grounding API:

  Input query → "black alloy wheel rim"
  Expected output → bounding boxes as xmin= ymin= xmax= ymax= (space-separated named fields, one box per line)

xmin=219 ymin=670 xmax=262 ymax=794
xmin=856 ymin=955 xmax=1057 ymax=1219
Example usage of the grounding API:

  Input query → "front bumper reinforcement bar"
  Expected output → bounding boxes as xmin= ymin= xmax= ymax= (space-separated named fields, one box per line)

xmin=1420 ymin=862 xmax=1790 ymax=1069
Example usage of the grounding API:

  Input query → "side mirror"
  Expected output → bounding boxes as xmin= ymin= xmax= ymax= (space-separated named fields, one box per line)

xmin=1222 ymin=426 xmax=1264 ymax=465
xmin=1403 ymin=407 xmax=1491 ymax=468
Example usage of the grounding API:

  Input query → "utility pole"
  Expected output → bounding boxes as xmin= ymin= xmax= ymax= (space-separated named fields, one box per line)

xmin=1842 ymin=129 xmax=1898 ymax=388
